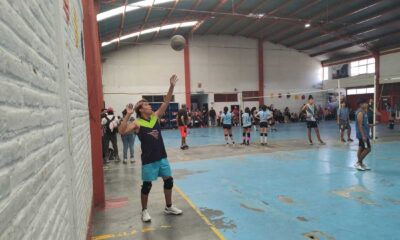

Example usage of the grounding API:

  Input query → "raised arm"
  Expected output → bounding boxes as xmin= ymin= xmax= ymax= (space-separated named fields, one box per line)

xmin=119 ymin=104 xmax=139 ymax=134
xmin=155 ymin=74 xmax=178 ymax=118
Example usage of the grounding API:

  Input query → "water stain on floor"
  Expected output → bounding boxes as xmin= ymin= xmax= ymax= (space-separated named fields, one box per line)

xmin=297 ymin=216 xmax=308 ymax=222
xmin=240 ymin=203 xmax=265 ymax=213
xmin=384 ymin=197 xmax=400 ymax=205
xmin=173 ymin=169 xmax=208 ymax=179
xmin=278 ymin=195 xmax=294 ymax=204
xmin=303 ymin=230 xmax=335 ymax=240
xmin=200 ymin=207 xmax=237 ymax=231
xmin=332 ymin=185 xmax=376 ymax=205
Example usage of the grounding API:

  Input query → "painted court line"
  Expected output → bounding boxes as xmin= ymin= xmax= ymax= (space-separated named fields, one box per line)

xmin=174 ymin=185 xmax=226 ymax=240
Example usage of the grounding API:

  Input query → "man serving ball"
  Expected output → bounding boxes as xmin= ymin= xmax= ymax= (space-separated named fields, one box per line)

xmin=119 ymin=74 xmax=183 ymax=222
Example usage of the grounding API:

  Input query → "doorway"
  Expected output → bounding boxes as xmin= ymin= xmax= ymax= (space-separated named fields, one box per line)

xmin=191 ymin=94 xmax=209 ymax=111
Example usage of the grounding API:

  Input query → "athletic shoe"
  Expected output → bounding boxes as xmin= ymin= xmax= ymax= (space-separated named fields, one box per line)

xmin=354 ymin=163 xmax=365 ymax=171
xmin=232 ymin=141 xmax=235 ymax=145
xmin=341 ymin=139 xmax=346 ymax=143
xmin=348 ymin=138 xmax=354 ymax=142
xmin=319 ymin=141 xmax=326 ymax=145
xmin=361 ymin=163 xmax=371 ymax=170
xmin=130 ymin=157 xmax=135 ymax=164
xmin=123 ymin=159 xmax=127 ymax=164
xmin=142 ymin=209 xmax=151 ymax=222
xmin=164 ymin=205 xmax=183 ymax=215
xmin=246 ymin=142 xmax=250 ymax=146
xmin=309 ymin=141 xmax=313 ymax=145
xmin=115 ymin=157 xmax=121 ymax=163
xmin=183 ymin=144 xmax=189 ymax=149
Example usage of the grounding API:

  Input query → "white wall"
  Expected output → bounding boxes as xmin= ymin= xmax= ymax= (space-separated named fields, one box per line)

xmin=102 ymin=39 xmax=185 ymax=115
xmin=380 ymin=52 xmax=400 ymax=84
xmin=101 ymin=36 xmax=323 ymax=115
xmin=0 ymin=0 xmax=92 ymax=239
xmin=263 ymin=42 xmax=323 ymax=111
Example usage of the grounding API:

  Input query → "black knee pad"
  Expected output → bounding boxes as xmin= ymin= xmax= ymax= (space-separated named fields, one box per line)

xmin=260 ymin=133 xmax=263 ymax=136
xmin=141 ymin=181 xmax=152 ymax=195
xmin=243 ymin=132 xmax=246 ymax=136
xmin=229 ymin=134 xmax=233 ymax=137
xmin=164 ymin=178 xmax=174 ymax=190
xmin=224 ymin=134 xmax=228 ymax=137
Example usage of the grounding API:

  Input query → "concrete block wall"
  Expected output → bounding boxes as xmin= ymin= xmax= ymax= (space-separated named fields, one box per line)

xmin=0 ymin=0 xmax=92 ymax=239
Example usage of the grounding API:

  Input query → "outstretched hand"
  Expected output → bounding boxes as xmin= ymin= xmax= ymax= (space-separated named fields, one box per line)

xmin=170 ymin=74 xmax=178 ymax=87
xmin=126 ymin=103 xmax=134 ymax=115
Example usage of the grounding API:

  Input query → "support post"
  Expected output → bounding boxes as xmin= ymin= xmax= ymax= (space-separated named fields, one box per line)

xmin=258 ymin=39 xmax=264 ymax=106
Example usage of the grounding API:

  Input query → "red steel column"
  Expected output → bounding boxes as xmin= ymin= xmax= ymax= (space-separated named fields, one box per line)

xmin=184 ymin=37 xmax=191 ymax=108
xmin=82 ymin=0 xmax=105 ymax=208
xmin=258 ymin=39 xmax=265 ymax=105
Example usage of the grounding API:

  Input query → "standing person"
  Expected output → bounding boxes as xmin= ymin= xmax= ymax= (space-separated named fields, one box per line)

xmin=367 ymin=98 xmax=380 ymax=138
xmin=256 ymin=105 xmax=271 ymax=145
xmin=209 ymin=107 xmax=216 ymax=126
xmin=386 ymin=102 xmax=395 ymax=129
xmin=355 ymin=99 xmax=372 ymax=171
xmin=337 ymin=101 xmax=354 ymax=143
xmin=241 ymin=107 xmax=252 ymax=145
xmin=232 ymin=106 xmax=239 ymax=126
xmin=120 ymin=109 xmax=136 ymax=164
xmin=119 ymin=75 xmax=183 ymax=222
xmin=251 ymin=107 xmax=258 ymax=131
xmin=177 ymin=104 xmax=189 ymax=150
xmin=301 ymin=95 xmax=325 ymax=145
xmin=268 ymin=107 xmax=277 ymax=132
xmin=202 ymin=107 xmax=209 ymax=127
xmin=221 ymin=106 xmax=235 ymax=145
xmin=102 ymin=107 xmax=121 ymax=162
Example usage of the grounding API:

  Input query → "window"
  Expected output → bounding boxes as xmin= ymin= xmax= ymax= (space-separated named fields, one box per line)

xmin=142 ymin=95 xmax=175 ymax=102
xmin=350 ymin=58 xmax=375 ymax=77
xmin=242 ymin=91 xmax=259 ymax=102
xmin=347 ymin=87 xmax=374 ymax=95
xmin=323 ymin=67 xmax=329 ymax=80
xmin=214 ymin=93 xmax=238 ymax=102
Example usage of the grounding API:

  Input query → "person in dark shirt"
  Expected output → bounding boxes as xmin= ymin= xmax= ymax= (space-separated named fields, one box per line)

xmin=119 ymin=74 xmax=182 ymax=223
xmin=209 ymin=107 xmax=216 ymax=126
xmin=177 ymin=104 xmax=189 ymax=150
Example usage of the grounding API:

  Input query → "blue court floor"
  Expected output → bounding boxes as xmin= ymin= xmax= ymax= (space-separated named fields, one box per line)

xmin=168 ymin=122 xmax=400 ymax=240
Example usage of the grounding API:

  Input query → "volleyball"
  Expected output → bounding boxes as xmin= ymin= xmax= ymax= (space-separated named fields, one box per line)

xmin=170 ymin=35 xmax=186 ymax=51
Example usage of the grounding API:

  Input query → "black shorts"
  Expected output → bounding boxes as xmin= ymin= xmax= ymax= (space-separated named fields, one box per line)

xmin=358 ymin=138 xmax=371 ymax=149
xmin=243 ymin=126 xmax=251 ymax=130
xmin=260 ymin=122 xmax=268 ymax=128
xmin=223 ymin=124 xmax=232 ymax=130
xmin=307 ymin=121 xmax=318 ymax=129
xmin=339 ymin=120 xmax=351 ymax=130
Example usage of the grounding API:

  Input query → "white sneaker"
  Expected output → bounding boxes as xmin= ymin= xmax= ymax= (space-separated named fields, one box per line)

xmin=141 ymin=209 xmax=151 ymax=222
xmin=164 ymin=205 xmax=183 ymax=215
xmin=130 ymin=157 xmax=135 ymax=164
xmin=361 ymin=163 xmax=371 ymax=170
xmin=354 ymin=163 xmax=365 ymax=171
xmin=123 ymin=159 xmax=127 ymax=164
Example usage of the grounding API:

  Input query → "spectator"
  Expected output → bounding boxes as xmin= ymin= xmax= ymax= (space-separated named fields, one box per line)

xmin=120 ymin=108 xmax=136 ymax=164
xmin=102 ymin=107 xmax=121 ymax=163
xmin=209 ymin=107 xmax=216 ymax=126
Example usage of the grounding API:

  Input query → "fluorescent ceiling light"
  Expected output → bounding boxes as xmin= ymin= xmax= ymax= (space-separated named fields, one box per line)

xmin=101 ymin=20 xmax=198 ymax=48
xmin=97 ymin=0 xmax=175 ymax=22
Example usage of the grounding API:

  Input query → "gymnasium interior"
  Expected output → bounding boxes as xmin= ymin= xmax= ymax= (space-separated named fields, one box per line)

xmin=1 ymin=0 xmax=400 ymax=240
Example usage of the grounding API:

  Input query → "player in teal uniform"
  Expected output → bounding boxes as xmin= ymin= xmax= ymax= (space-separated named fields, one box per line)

xmin=221 ymin=107 xmax=235 ymax=145
xmin=241 ymin=107 xmax=252 ymax=145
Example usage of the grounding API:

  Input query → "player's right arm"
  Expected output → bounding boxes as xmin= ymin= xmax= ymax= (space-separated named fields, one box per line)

xmin=119 ymin=104 xmax=139 ymax=134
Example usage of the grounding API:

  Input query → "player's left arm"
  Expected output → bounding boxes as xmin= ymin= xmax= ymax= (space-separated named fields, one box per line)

xmin=155 ymin=74 xmax=178 ymax=118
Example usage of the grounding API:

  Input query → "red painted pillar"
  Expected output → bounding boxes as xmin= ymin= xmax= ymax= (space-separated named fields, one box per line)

xmin=374 ymin=53 xmax=381 ymax=110
xmin=184 ymin=37 xmax=191 ymax=109
xmin=82 ymin=0 xmax=105 ymax=208
xmin=258 ymin=39 xmax=264 ymax=105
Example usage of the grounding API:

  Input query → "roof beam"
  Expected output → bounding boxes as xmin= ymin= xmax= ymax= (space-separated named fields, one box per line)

xmin=248 ymin=0 xmax=319 ymax=38
xmin=233 ymin=0 xmax=292 ymax=36
xmin=171 ymin=0 xmax=202 ymax=36
xmin=262 ymin=0 xmax=348 ymax=41
xmin=189 ymin=0 xmax=229 ymax=36
xmin=116 ymin=0 xmax=128 ymax=50
xmin=279 ymin=1 xmax=382 ymax=45
xmin=310 ymin=30 xmax=400 ymax=57
xmin=135 ymin=0 xmax=156 ymax=42
xmin=300 ymin=17 xmax=400 ymax=51
xmin=151 ymin=0 xmax=180 ymax=40
xmin=217 ymin=1 xmax=267 ymax=35
xmin=201 ymin=0 xmax=245 ymax=35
